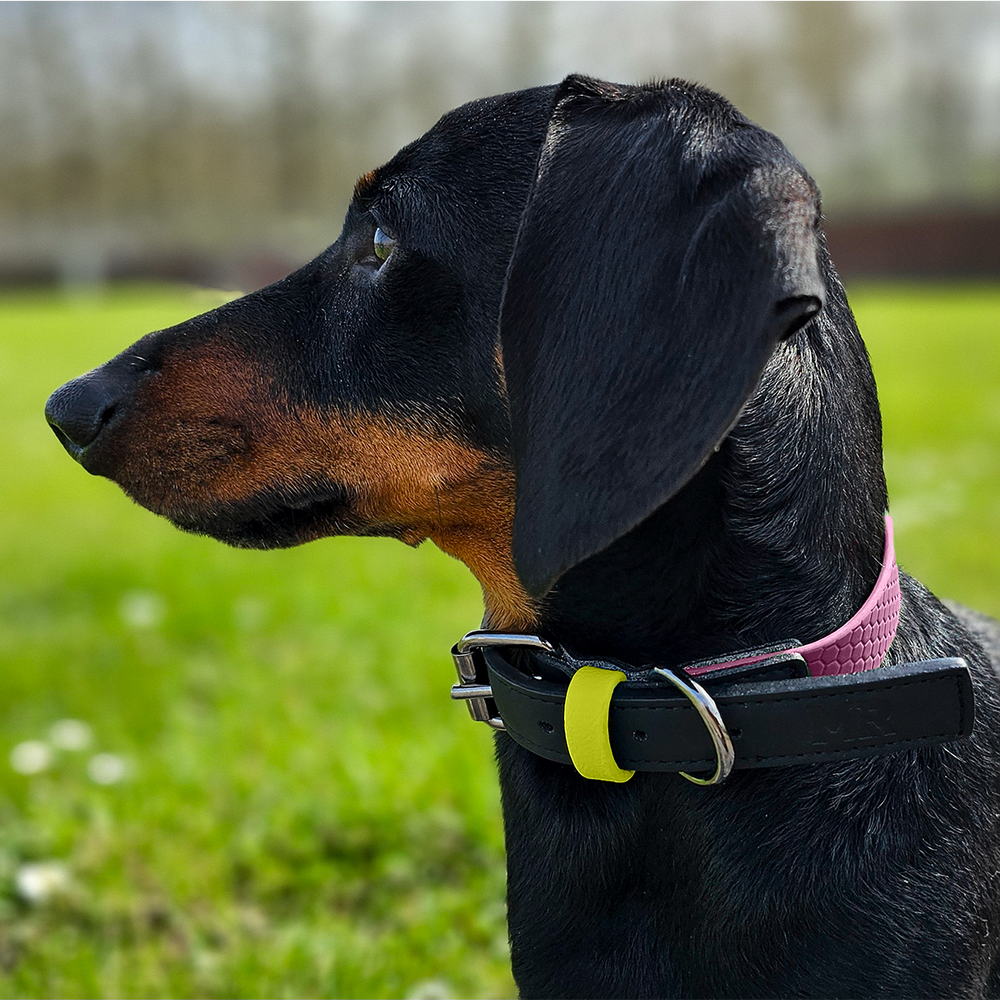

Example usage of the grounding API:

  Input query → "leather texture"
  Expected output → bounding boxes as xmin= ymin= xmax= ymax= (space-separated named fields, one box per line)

xmin=485 ymin=649 xmax=974 ymax=772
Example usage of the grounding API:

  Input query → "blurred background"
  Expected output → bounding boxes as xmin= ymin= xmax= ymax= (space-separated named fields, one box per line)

xmin=1 ymin=4 xmax=998 ymax=999
xmin=2 ymin=0 xmax=1000 ymax=290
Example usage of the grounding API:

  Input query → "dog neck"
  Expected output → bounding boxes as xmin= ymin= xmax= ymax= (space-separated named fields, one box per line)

xmin=536 ymin=299 xmax=889 ymax=671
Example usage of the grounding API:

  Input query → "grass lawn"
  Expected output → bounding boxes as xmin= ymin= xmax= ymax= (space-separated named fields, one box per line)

xmin=0 ymin=282 xmax=998 ymax=998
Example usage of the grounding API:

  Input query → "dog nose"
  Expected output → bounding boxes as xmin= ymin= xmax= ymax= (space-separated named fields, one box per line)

xmin=45 ymin=372 xmax=121 ymax=455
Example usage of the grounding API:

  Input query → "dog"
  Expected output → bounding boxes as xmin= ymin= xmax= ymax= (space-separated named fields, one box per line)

xmin=46 ymin=75 xmax=1000 ymax=999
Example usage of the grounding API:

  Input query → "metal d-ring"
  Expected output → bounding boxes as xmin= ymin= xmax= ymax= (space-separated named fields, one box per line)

xmin=650 ymin=668 xmax=735 ymax=786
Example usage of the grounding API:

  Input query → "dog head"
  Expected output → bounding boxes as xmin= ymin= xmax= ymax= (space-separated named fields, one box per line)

xmin=46 ymin=76 xmax=824 ymax=628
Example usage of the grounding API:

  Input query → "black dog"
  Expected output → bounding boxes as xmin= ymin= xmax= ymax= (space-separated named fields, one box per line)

xmin=46 ymin=76 xmax=1000 ymax=999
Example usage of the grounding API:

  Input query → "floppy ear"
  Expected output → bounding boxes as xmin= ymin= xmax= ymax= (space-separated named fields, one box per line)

xmin=500 ymin=76 xmax=825 ymax=598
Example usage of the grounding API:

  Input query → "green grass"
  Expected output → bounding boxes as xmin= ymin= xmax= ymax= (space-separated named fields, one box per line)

xmin=855 ymin=284 xmax=1000 ymax=617
xmin=0 ymin=282 xmax=998 ymax=998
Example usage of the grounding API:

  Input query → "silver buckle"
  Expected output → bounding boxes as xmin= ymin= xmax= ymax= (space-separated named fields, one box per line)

xmin=650 ymin=668 xmax=736 ymax=785
xmin=450 ymin=630 xmax=557 ymax=732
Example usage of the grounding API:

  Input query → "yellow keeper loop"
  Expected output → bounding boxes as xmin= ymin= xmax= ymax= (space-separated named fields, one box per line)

xmin=564 ymin=666 xmax=635 ymax=783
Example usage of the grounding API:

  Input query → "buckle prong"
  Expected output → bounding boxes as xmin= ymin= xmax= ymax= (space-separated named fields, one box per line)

xmin=449 ymin=683 xmax=494 ymax=702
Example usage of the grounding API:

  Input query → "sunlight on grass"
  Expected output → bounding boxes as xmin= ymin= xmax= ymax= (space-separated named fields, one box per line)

xmin=0 ymin=282 xmax=997 ymax=998
xmin=850 ymin=284 xmax=1000 ymax=618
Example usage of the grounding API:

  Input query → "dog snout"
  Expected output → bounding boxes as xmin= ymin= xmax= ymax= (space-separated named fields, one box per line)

xmin=45 ymin=366 xmax=133 ymax=463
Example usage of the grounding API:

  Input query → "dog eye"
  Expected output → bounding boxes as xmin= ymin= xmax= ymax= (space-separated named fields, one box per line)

xmin=373 ymin=227 xmax=395 ymax=262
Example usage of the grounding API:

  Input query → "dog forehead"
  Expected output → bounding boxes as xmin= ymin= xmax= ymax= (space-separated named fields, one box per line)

xmin=372 ymin=86 xmax=557 ymax=208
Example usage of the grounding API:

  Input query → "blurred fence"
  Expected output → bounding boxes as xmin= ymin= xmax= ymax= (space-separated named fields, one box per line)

xmin=2 ymin=1 xmax=999 ymax=289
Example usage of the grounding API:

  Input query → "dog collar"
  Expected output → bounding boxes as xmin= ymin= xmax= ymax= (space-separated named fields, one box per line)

xmin=451 ymin=515 xmax=973 ymax=785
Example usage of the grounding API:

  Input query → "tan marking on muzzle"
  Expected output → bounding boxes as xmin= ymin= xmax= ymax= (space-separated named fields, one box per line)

xmin=108 ymin=343 xmax=535 ymax=630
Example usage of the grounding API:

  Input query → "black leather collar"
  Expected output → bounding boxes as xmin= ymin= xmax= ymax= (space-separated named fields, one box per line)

xmin=451 ymin=634 xmax=974 ymax=782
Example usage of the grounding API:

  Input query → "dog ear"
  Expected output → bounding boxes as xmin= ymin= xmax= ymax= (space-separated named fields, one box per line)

xmin=500 ymin=77 xmax=825 ymax=597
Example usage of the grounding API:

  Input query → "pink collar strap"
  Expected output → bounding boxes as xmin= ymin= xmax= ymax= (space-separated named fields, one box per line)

xmin=688 ymin=514 xmax=901 ymax=680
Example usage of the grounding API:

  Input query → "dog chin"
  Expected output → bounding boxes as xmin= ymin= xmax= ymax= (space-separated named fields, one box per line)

xmin=133 ymin=485 xmax=364 ymax=550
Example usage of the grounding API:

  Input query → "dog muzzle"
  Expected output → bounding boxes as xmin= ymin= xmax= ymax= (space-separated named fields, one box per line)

xmin=450 ymin=515 xmax=974 ymax=785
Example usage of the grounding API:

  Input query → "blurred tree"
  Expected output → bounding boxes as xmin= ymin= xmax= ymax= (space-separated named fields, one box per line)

xmin=0 ymin=1 xmax=996 ymax=285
